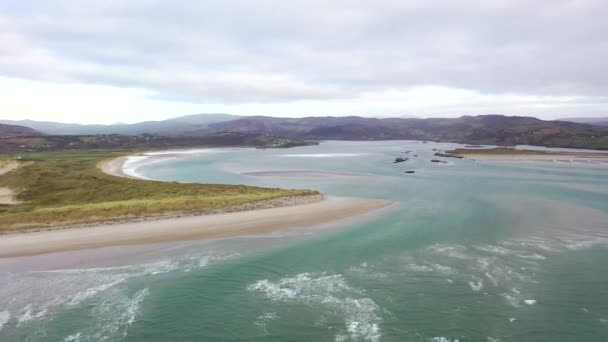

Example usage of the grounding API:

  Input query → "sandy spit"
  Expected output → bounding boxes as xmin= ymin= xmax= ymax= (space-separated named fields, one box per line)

xmin=0 ymin=155 xmax=393 ymax=257
xmin=0 ymin=196 xmax=392 ymax=258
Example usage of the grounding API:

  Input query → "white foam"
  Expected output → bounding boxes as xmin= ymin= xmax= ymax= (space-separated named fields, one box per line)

xmin=484 ymin=272 xmax=499 ymax=287
xmin=431 ymin=337 xmax=460 ymax=342
xmin=17 ymin=304 xmax=47 ymax=326
xmin=0 ymin=252 xmax=236 ymax=330
xmin=468 ymin=280 xmax=484 ymax=292
xmin=524 ymin=299 xmax=537 ymax=305
xmin=427 ymin=244 xmax=470 ymax=259
xmin=0 ymin=311 xmax=10 ymax=331
xmin=404 ymin=264 xmax=434 ymax=273
xmin=81 ymin=287 xmax=149 ymax=342
xmin=68 ymin=279 xmax=127 ymax=305
xmin=63 ymin=332 xmax=82 ymax=342
xmin=253 ymin=312 xmax=278 ymax=334
xmin=248 ymin=272 xmax=381 ymax=342
xmin=501 ymin=293 xmax=521 ymax=307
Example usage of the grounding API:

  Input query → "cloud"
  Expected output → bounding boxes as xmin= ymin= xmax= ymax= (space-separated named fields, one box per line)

xmin=0 ymin=0 xmax=607 ymax=121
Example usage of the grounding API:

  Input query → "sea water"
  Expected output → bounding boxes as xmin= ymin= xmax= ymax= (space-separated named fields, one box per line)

xmin=1 ymin=141 xmax=607 ymax=341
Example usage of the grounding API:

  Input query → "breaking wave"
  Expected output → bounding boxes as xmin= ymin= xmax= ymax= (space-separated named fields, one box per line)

xmin=248 ymin=272 xmax=382 ymax=342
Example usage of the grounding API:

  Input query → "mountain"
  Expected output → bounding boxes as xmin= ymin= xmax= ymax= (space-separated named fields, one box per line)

xmin=560 ymin=117 xmax=608 ymax=127
xmin=208 ymin=115 xmax=608 ymax=150
xmin=0 ymin=123 xmax=42 ymax=138
xmin=3 ymin=114 xmax=608 ymax=149
xmin=0 ymin=114 xmax=240 ymax=135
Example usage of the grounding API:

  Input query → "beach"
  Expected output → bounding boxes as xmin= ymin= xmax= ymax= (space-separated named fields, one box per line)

xmin=0 ymin=160 xmax=20 ymax=204
xmin=0 ymin=155 xmax=392 ymax=257
xmin=0 ymin=196 xmax=392 ymax=258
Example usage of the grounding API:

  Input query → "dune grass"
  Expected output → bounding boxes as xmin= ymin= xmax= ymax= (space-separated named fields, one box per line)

xmin=0 ymin=152 xmax=319 ymax=230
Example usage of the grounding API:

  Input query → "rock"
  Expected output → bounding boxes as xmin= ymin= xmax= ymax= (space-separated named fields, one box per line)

xmin=431 ymin=159 xmax=447 ymax=163
xmin=413 ymin=154 xmax=418 ymax=157
xmin=404 ymin=170 xmax=415 ymax=174
xmin=394 ymin=157 xmax=408 ymax=163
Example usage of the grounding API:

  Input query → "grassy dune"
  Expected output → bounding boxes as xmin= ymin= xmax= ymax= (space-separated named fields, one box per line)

xmin=0 ymin=152 xmax=319 ymax=230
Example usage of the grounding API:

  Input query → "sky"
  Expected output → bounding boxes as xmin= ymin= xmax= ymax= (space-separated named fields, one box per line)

xmin=1 ymin=0 xmax=607 ymax=124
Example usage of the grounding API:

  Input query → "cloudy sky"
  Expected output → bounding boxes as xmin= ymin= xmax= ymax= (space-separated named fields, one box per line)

xmin=1 ymin=0 xmax=607 ymax=124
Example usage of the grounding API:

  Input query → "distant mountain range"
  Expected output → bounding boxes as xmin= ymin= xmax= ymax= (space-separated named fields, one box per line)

xmin=560 ymin=117 xmax=608 ymax=127
xmin=207 ymin=115 xmax=608 ymax=150
xmin=0 ymin=114 xmax=240 ymax=135
xmin=0 ymin=123 xmax=42 ymax=138
xmin=2 ymin=114 xmax=608 ymax=150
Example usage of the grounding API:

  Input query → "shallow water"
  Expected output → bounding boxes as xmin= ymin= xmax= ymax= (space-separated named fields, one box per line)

xmin=1 ymin=141 xmax=608 ymax=341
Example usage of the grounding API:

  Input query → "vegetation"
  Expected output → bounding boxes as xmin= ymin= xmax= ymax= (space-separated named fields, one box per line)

xmin=0 ymin=132 xmax=317 ymax=154
xmin=210 ymin=115 xmax=608 ymax=150
xmin=446 ymin=147 xmax=606 ymax=157
xmin=0 ymin=152 xmax=319 ymax=230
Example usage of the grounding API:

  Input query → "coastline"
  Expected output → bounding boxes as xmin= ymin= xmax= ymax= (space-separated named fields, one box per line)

xmin=0 ymin=154 xmax=394 ymax=257
xmin=0 ymin=196 xmax=393 ymax=258
xmin=99 ymin=155 xmax=140 ymax=179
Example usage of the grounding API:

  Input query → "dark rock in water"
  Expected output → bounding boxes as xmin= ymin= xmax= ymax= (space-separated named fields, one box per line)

xmin=413 ymin=154 xmax=418 ymax=157
xmin=465 ymin=145 xmax=484 ymax=148
xmin=432 ymin=148 xmax=438 ymax=151
xmin=422 ymin=141 xmax=428 ymax=144
xmin=394 ymin=157 xmax=408 ymax=163
xmin=431 ymin=159 xmax=447 ymax=163
xmin=404 ymin=170 xmax=415 ymax=174
xmin=434 ymin=152 xmax=463 ymax=159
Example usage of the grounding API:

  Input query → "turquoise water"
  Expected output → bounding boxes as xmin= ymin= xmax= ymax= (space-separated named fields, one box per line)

xmin=1 ymin=141 xmax=608 ymax=341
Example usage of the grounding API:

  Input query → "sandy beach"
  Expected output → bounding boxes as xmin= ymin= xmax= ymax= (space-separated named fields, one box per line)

xmin=99 ymin=156 xmax=140 ymax=179
xmin=0 ymin=196 xmax=392 ymax=258
xmin=0 ymin=155 xmax=393 ymax=257
xmin=0 ymin=160 xmax=20 ymax=204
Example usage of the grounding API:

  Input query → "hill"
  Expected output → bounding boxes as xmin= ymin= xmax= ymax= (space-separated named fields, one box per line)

xmin=208 ymin=115 xmax=608 ymax=150
xmin=0 ymin=123 xmax=42 ymax=138
xmin=0 ymin=132 xmax=314 ymax=154
xmin=560 ymin=117 xmax=608 ymax=127
xmin=0 ymin=113 xmax=240 ymax=135
xmin=3 ymin=114 xmax=608 ymax=150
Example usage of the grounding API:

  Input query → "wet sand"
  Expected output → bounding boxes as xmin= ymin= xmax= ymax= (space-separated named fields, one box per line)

xmin=0 ymin=196 xmax=393 ymax=258
xmin=99 ymin=156 xmax=140 ymax=179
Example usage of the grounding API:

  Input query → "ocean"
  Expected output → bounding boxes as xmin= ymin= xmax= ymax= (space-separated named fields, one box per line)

xmin=1 ymin=141 xmax=607 ymax=341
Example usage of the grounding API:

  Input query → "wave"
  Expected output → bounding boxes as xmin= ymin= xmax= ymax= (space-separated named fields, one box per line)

xmin=248 ymin=272 xmax=382 ymax=342
xmin=60 ymin=287 xmax=149 ymax=342
xmin=0 ymin=251 xmax=238 ymax=333
xmin=0 ymin=311 xmax=10 ymax=331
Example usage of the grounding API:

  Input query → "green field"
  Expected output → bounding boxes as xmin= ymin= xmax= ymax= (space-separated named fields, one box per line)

xmin=0 ymin=152 xmax=319 ymax=230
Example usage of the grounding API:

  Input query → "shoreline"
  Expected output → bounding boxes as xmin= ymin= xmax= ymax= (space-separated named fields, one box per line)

xmin=99 ymin=155 xmax=141 ymax=179
xmin=0 ymin=153 xmax=394 ymax=257
xmin=0 ymin=196 xmax=393 ymax=258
